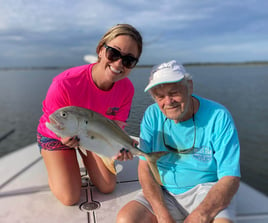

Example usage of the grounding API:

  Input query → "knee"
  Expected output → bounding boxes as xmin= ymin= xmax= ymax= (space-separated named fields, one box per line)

xmin=116 ymin=201 xmax=149 ymax=223
xmin=214 ymin=218 xmax=233 ymax=223
xmin=50 ymin=184 xmax=81 ymax=206
xmin=116 ymin=209 xmax=129 ymax=223
xmin=97 ymin=181 xmax=116 ymax=194
xmin=59 ymin=193 xmax=81 ymax=206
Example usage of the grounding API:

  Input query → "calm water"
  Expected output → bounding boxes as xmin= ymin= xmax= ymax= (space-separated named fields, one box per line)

xmin=0 ymin=65 xmax=267 ymax=195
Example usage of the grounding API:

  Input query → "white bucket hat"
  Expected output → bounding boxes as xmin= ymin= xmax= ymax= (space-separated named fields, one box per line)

xmin=144 ymin=60 xmax=188 ymax=92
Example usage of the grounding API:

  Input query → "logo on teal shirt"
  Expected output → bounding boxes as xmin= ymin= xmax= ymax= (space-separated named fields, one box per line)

xmin=193 ymin=147 xmax=213 ymax=162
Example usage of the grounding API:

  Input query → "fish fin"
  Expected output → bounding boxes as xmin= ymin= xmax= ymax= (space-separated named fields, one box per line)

xmin=78 ymin=147 xmax=87 ymax=157
xmin=99 ymin=155 xmax=117 ymax=175
xmin=114 ymin=120 xmax=128 ymax=129
xmin=79 ymin=145 xmax=116 ymax=174
xmin=144 ymin=151 xmax=169 ymax=185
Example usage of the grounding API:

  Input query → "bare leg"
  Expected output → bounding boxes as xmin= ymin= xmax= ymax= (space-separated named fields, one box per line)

xmin=117 ymin=200 xmax=157 ymax=223
xmin=214 ymin=218 xmax=233 ymax=223
xmin=80 ymin=150 xmax=116 ymax=193
xmin=41 ymin=149 xmax=82 ymax=206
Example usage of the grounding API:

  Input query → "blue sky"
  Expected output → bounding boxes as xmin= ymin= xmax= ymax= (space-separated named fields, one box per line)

xmin=1 ymin=0 xmax=268 ymax=67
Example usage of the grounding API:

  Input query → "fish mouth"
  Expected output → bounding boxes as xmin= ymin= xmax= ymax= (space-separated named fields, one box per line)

xmin=47 ymin=116 xmax=64 ymax=130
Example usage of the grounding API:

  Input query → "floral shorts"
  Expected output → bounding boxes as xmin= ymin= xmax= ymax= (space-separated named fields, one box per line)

xmin=37 ymin=132 xmax=74 ymax=151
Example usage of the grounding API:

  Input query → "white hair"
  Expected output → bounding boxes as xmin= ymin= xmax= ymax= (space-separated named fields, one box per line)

xmin=149 ymin=73 xmax=193 ymax=100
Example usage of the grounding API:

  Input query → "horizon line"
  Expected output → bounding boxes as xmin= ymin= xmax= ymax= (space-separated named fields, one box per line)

xmin=1 ymin=60 xmax=268 ymax=70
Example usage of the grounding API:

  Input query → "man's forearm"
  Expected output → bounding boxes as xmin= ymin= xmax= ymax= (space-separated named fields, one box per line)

xmin=138 ymin=160 xmax=175 ymax=222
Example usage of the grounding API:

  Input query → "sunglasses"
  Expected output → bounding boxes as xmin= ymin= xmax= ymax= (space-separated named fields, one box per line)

xmin=103 ymin=43 xmax=138 ymax=69
xmin=162 ymin=116 xmax=196 ymax=154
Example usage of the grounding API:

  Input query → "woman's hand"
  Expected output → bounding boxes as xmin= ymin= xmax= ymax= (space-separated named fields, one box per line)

xmin=113 ymin=138 xmax=138 ymax=161
xmin=61 ymin=136 xmax=80 ymax=149
xmin=114 ymin=148 xmax=133 ymax=161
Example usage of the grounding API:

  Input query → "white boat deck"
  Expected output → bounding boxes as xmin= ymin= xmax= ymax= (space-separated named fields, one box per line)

xmin=0 ymin=142 xmax=268 ymax=223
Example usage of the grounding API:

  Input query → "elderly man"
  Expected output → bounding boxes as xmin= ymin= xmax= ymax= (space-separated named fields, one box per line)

xmin=117 ymin=60 xmax=240 ymax=223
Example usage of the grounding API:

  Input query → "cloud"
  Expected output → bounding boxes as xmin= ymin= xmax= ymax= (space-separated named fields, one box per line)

xmin=0 ymin=0 xmax=268 ymax=67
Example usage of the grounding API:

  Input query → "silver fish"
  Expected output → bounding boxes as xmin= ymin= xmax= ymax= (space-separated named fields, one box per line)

xmin=45 ymin=106 xmax=168 ymax=185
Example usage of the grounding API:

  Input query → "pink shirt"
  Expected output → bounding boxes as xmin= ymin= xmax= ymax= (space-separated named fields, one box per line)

xmin=37 ymin=63 xmax=134 ymax=139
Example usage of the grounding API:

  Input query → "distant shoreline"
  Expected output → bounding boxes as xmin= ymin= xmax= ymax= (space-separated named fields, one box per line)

xmin=139 ymin=61 xmax=268 ymax=68
xmin=1 ymin=61 xmax=268 ymax=71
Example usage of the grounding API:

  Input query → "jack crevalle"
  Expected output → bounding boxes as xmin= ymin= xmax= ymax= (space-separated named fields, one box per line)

xmin=45 ymin=106 xmax=168 ymax=185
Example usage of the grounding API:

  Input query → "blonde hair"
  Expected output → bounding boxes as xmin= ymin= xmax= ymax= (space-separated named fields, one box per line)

xmin=96 ymin=24 xmax=143 ymax=61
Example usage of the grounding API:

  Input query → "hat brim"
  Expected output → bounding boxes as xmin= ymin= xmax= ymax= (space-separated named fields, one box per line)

xmin=144 ymin=77 xmax=184 ymax=92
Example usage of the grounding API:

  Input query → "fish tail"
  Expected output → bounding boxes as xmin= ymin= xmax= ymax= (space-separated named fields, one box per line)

xmin=145 ymin=151 xmax=168 ymax=185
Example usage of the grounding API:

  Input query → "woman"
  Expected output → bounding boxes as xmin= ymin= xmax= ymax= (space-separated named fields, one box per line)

xmin=37 ymin=24 xmax=143 ymax=206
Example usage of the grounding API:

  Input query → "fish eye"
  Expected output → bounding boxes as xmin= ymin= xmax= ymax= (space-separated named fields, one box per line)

xmin=84 ymin=120 xmax=88 ymax=124
xmin=60 ymin=111 xmax=67 ymax=117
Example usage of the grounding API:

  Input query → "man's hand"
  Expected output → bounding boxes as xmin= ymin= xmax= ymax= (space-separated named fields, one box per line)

xmin=183 ymin=210 xmax=210 ymax=223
